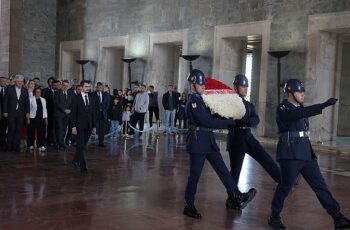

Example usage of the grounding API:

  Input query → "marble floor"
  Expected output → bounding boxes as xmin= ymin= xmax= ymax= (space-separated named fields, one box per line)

xmin=0 ymin=133 xmax=349 ymax=230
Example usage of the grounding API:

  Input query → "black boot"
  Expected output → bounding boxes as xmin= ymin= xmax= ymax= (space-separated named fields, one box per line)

xmin=225 ymin=195 xmax=240 ymax=210
xmin=226 ymin=188 xmax=257 ymax=210
xmin=183 ymin=203 xmax=202 ymax=219
xmin=268 ymin=214 xmax=287 ymax=230
xmin=333 ymin=212 xmax=350 ymax=230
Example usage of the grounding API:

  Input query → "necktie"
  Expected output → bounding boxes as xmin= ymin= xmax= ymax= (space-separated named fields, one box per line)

xmin=64 ymin=91 xmax=67 ymax=100
xmin=85 ymin=95 xmax=89 ymax=107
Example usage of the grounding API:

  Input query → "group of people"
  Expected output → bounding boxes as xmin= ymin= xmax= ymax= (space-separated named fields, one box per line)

xmin=0 ymin=73 xmax=189 ymax=153
xmin=183 ymin=69 xmax=350 ymax=230
xmin=1 ymin=70 xmax=349 ymax=229
xmin=0 ymin=73 xmax=190 ymax=173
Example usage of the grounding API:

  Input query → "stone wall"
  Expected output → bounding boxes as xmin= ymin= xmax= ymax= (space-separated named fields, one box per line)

xmin=1 ymin=1 xmax=56 ymax=80
xmin=21 ymin=0 xmax=56 ymax=81
xmin=56 ymin=0 xmax=350 ymax=137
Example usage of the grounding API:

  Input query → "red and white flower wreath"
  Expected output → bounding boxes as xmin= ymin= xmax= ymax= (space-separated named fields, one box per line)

xmin=202 ymin=77 xmax=246 ymax=120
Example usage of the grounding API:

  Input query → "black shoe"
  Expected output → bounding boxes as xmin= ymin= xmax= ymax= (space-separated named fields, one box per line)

xmin=268 ymin=214 xmax=287 ymax=230
xmin=71 ymin=160 xmax=80 ymax=169
xmin=226 ymin=188 xmax=257 ymax=210
xmin=183 ymin=203 xmax=202 ymax=219
xmin=65 ymin=140 xmax=72 ymax=146
xmin=225 ymin=197 xmax=240 ymax=210
xmin=80 ymin=160 xmax=88 ymax=173
xmin=333 ymin=212 xmax=350 ymax=230
xmin=98 ymin=143 xmax=106 ymax=147
xmin=11 ymin=147 xmax=20 ymax=152
xmin=80 ymin=166 xmax=88 ymax=173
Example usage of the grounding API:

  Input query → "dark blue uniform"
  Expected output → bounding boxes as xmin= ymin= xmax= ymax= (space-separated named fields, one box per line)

xmin=227 ymin=98 xmax=281 ymax=184
xmin=271 ymin=99 xmax=340 ymax=216
xmin=184 ymin=93 xmax=237 ymax=204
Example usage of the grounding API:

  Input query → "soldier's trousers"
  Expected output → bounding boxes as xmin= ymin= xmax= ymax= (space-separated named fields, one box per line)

xmin=271 ymin=159 xmax=340 ymax=215
xmin=185 ymin=151 xmax=238 ymax=204
xmin=229 ymin=137 xmax=281 ymax=185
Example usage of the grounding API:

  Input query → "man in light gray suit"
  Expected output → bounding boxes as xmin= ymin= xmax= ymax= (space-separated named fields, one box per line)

xmin=129 ymin=84 xmax=149 ymax=138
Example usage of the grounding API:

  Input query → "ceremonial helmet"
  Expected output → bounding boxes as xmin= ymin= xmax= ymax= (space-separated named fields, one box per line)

xmin=233 ymin=74 xmax=249 ymax=87
xmin=284 ymin=79 xmax=305 ymax=93
xmin=187 ymin=69 xmax=206 ymax=85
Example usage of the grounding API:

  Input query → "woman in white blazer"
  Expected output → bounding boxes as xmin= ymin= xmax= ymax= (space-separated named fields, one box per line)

xmin=27 ymin=88 xmax=48 ymax=152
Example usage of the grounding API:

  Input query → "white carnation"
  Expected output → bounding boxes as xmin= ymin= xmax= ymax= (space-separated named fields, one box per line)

xmin=202 ymin=91 xmax=246 ymax=119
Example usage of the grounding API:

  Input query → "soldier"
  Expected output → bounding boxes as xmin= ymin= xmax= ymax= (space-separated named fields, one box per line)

xmin=268 ymin=79 xmax=350 ymax=230
xmin=183 ymin=69 xmax=256 ymax=219
xmin=227 ymin=74 xmax=281 ymax=204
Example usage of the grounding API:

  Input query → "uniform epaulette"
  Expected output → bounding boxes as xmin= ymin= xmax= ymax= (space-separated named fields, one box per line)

xmin=279 ymin=104 xmax=288 ymax=110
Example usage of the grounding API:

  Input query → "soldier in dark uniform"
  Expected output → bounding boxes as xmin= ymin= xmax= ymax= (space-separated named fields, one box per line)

xmin=268 ymin=79 xmax=350 ymax=230
xmin=183 ymin=69 xmax=256 ymax=219
xmin=227 ymin=74 xmax=281 ymax=202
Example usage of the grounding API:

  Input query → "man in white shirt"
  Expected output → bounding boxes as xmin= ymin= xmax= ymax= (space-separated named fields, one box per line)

xmin=129 ymin=84 xmax=149 ymax=138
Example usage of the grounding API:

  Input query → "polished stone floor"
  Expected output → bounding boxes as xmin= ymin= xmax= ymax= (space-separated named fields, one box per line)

xmin=0 ymin=134 xmax=350 ymax=230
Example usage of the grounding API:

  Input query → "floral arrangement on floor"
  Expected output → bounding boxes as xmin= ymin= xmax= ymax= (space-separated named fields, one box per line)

xmin=202 ymin=77 xmax=246 ymax=119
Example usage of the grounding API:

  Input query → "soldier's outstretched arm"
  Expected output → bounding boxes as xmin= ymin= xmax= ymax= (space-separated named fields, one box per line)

xmin=278 ymin=104 xmax=323 ymax=122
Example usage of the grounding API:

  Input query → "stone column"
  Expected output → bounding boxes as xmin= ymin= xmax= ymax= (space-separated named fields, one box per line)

xmin=0 ymin=0 xmax=10 ymax=75
xmin=9 ymin=0 xmax=23 ymax=75
xmin=251 ymin=47 xmax=261 ymax=108
xmin=307 ymin=31 xmax=337 ymax=142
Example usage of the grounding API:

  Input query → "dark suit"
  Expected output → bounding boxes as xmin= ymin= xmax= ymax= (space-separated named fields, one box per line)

xmin=92 ymin=91 xmax=110 ymax=145
xmin=42 ymin=87 xmax=56 ymax=146
xmin=54 ymin=89 xmax=74 ymax=147
xmin=66 ymin=89 xmax=77 ymax=145
xmin=0 ymin=86 xmax=6 ymax=148
xmin=71 ymin=93 xmax=97 ymax=170
xmin=3 ymin=85 xmax=30 ymax=151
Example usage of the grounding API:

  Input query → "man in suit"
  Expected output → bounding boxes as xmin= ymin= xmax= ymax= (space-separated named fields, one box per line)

xmin=66 ymin=84 xmax=83 ymax=146
xmin=42 ymin=77 xmax=56 ymax=147
xmin=54 ymin=80 xmax=74 ymax=150
xmin=0 ymin=76 xmax=8 ymax=149
xmin=71 ymin=80 xmax=97 ymax=173
xmin=2 ymin=74 xmax=30 ymax=152
xmin=92 ymin=82 xmax=110 ymax=147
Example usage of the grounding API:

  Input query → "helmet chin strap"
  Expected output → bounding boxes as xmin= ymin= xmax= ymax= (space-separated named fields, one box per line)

xmin=192 ymin=83 xmax=200 ymax=94
xmin=235 ymin=85 xmax=245 ymax=98
xmin=292 ymin=92 xmax=302 ymax=105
